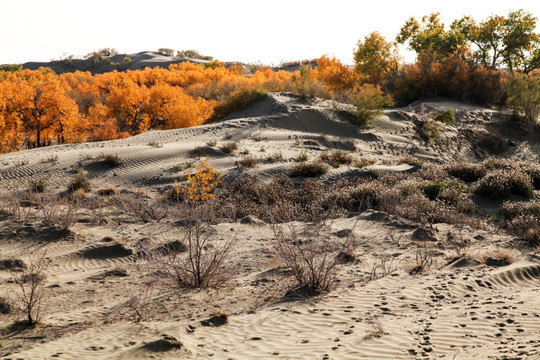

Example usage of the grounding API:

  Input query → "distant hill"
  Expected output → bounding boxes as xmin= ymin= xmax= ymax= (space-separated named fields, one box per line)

xmin=21 ymin=51 xmax=240 ymax=74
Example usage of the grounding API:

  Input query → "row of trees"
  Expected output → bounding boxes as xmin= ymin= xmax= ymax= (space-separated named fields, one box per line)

xmin=353 ymin=10 xmax=540 ymax=105
xmin=1 ymin=10 xmax=538 ymax=154
xmin=0 ymin=57 xmax=370 ymax=153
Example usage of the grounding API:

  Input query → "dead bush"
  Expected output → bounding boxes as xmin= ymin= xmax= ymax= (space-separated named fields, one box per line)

xmin=445 ymin=162 xmax=486 ymax=182
xmin=289 ymin=161 xmax=329 ymax=178
xmin=152 ymin=207 xmax=236 ymax=288
xmin=293 ymin=151 xmax=309 ymax=163
xmin=5 ymin=251 xmax=48 ymax=326
xmin=499 ymin=201 xmax=540 ymax=246
xmin=273 ymin=223 xmax=347 ymax=297
xmin=219 ymin=141 xmax=238 ymax=155
xmin=239 ymin=155 xmax=259 ymax=168
xmin=319 ymin=150 xmax=353 ymax=168
xmin=265 ymin=151 xmax=284 ymax=163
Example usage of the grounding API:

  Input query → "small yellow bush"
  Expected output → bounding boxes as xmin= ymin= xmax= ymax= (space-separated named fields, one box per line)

xmin=175 ymin=158 xmax=222 ymax=202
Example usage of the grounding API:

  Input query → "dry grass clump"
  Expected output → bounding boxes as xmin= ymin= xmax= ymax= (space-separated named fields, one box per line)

xmin=102 ymin=154 xmax=122 ymax=167
xmin=239 ymin=155 xmax=259 ymax=168
xmin=189 ymin=146 xmax=204 ymax=158
xmin=474 ymin=169 xmax=534 ymax=199
xmin=219 ymin=141 xmax=238 ymax=155
xmin=293 ymin=151 xmax=309 ymax=163
xmin=499 ymin=201 xmax=540 ymax=246
xmin=69 ymin=173 xmax=91 ymax=193
xmin=319 ymin=150 xmax=353 ymax=168
xmin=399 ymin=155 xmax=424 ymax=167
xmin=445 ymin=162 xmax=486 ymax=182
xmin=98 ymin=185 xmax=118 ymax=196
xmin=289 ymin=161 xmax=329 ymax=178
xmin=518 ymin=162 xmax=540 ymax=189
xmin=29 ymin=178 xmax=47 ymax=193
xmin=353 ymin=157 xmax=376 ymax=168
xmin=265 ymin=151 xmax=284 ymax=163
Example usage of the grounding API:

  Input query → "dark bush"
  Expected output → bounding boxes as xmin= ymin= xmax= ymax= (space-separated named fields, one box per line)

xmin=290 ymin=161 xmax=329 ymax=178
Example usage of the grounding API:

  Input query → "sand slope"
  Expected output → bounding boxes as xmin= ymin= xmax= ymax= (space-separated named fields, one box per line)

xmin=1 ymin=93 xmax=539 ymax=359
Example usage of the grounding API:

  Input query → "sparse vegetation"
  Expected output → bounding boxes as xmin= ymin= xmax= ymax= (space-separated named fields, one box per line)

xmin=69 ymin=173 xmax=91 ymax=193
xmin=239 ymin=155 xmax=259 ymax=168
xmin=293 ymin=151 xmax=309 ymax=163
xmin=353 ymin=157 xmax=376 ymax=168
xmin=219 ymin=141 xmax=238 ymax=155
xmin=5 ymin=251 xmax=48 ymax=326
xmin=351 ymin=84 xmax=394 ymax=127
xmin=434 ymin=108 xmax=456 ymax=125
xmin=103 ymin=154 xmax=122 ymax=167
xmin=319 ymin=150 xmax=353 ymax=168
xmin=29 ymin=178 xmax=47 ymax=193
xmin=273 ymin=223 xmax=343 ymax=296
xmin=289 ymin=161 xmax=329 ymax=178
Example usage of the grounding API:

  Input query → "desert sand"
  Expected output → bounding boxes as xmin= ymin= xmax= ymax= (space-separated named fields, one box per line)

xmin=0 ymin=93 xmax=539 ymax=359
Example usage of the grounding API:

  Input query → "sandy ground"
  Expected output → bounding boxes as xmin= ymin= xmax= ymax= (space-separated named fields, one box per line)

xmin=0 ymin=93 xmax=539 ymax=359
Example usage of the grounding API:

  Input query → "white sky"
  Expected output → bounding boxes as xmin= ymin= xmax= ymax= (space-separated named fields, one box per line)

xmin=2 ymin=0 xmax=539 ymax=66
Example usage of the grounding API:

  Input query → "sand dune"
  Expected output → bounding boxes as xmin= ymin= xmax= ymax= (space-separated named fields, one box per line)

xmin=1 ymin=93 xmax=539 ymax=359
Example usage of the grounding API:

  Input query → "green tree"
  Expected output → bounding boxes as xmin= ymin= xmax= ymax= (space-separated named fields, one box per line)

xmin=353 ymin=31 xmax=401 ymax=84
xmin=507 ymin=73 xmax=540 ymax=123
xmin=396 ymin=13 xmax=469 ymax=57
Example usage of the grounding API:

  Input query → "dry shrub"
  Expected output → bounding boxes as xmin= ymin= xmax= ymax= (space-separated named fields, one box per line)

xmin=518 ymin=162 xmax=540 ymax=190
xmin=152 ymin=207 xmax=236 ymax=288
xmin=369 ymin=255 xmax=396 ymax=281
xmin=293 ymin=151 xmax=309 ymax=162
xmin=445 ymin=162 xmax=486 ymax=182
xmin=215 ymin=175 xmax=326 ymax=223
xmin=273 ymin=223 xmax=349 ymax=297
xmin=353 ymin=157 xmax=376 ymax=168
xmin=29 ymin=178 xmax=47 ymax=193
xmin=239 ymin=155 xmax=259 ymax=168
xmin=416 ymin=179 xmax=466 ymax=201
xmin=115 ymin=191 xmax=169 ymax=222
xmin=474 ymin=169 xmax=534 ymax=199
xmin=69 ymin=173 xmax=91 ymax=193
xmin=410 ymin=247 xmax=435 ymax=274
xmin=265 ymin=151 xmax=284 ymax=163
xmin=323 ymin=180 xmax=384 ymax=212
xmin=189 ymin=146 xmax=204 ymax=158
xmin=3 ymin=251 xmax=48 ymax=326
xmin=103 ymin=154 xmax=122 ymax=167
xmin=289 ymin=161 xmax=329 ymax=178
xmin=319 ymin=150 xmax=353 ymax=168
xmin=499 ymin=201 xmax=540 ymax=246
xmin=219 ymin=141 xmax=238 ymax=155
xmin=399 ymin=155 xmax=424 ymax=167
xmin=98 ymin=185 xmax=118 ymax=196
